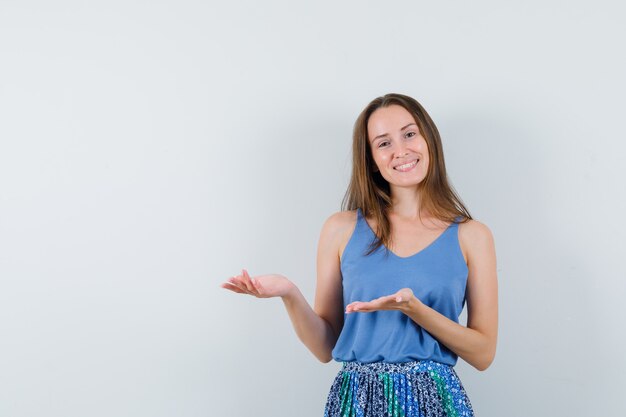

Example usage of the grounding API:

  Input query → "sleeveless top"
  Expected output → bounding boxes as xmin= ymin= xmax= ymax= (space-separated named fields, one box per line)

xmin=331 ymin=208 xmax=468 ymax=365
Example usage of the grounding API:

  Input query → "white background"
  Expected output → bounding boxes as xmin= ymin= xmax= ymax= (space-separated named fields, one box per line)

xmin=1 ymin=1 xmax=624 ymax=416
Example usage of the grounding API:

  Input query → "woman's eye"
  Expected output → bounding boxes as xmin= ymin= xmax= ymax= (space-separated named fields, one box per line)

xmin=405 ymin=132 xmax=416 ymax=138
xmin=378 ymin=141 xmax=389 ymax=148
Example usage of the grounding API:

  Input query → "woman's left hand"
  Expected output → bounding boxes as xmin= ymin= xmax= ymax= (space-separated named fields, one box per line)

xmin=345 ymin=288 xmax=419 ymax=314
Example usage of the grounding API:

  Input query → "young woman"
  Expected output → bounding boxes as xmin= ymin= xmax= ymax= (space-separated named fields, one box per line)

xmin=221 ymin=93 xmax=498 ymax=416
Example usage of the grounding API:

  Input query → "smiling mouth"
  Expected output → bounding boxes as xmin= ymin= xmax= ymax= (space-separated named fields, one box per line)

xmin=393 ymin=159 xmax=419 ymax=172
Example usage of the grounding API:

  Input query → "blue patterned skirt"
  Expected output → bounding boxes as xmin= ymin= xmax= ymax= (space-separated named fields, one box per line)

xmin=323 ymin=360 xmax=474 ymax=417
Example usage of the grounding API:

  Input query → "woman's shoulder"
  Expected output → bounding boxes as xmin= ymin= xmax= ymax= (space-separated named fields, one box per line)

xmin=458 ymin=218 xmax=494 ymax=241
xmin=322 ymin=209 xmax=359 ymax=234
xmin=458 ymin=218 xmax=495 ymax=262
xmin=320 ymin=210 xmax=359 ymax=253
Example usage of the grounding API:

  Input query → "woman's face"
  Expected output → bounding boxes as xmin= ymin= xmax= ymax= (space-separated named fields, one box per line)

xmin=367 ymin=104 xmax=429 ymax=188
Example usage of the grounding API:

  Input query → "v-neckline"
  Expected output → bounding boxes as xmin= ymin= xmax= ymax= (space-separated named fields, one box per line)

xmin=358 ymin=208 xmax=456 ymax=260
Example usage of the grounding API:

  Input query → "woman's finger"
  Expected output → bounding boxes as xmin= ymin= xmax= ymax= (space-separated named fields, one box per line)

xmin=250 ymin=277 xmax=264 ymax=296
xmin=226 ymin=277 xmax=252 ymax=294
xmin=221 ymin=282 xmax=249 ymax=294
xmin=230 ymin=273 xmax=263 ymax=297
xmin=347 ymin=302 xmax=363 ymax=312
xmin=241 ymin=269 xmax=255 ymax=292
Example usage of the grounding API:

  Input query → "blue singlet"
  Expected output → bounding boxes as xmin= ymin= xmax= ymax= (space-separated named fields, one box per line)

xmin=331 ymin=208 xmax=468 ymax=365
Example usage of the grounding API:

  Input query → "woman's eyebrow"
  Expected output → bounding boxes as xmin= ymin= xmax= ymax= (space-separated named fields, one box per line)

xmin=371 ymin=123 xmax=417 ymax=142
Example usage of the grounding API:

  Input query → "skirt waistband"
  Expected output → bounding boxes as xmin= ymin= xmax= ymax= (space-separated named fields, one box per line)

xmin=327 ymin=360 xmax=473 ymax=416
xmin=341 ymin=360 xmax=452 ymax=374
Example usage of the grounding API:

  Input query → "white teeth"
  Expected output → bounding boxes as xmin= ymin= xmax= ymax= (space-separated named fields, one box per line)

xmin=394 ymin=160 xmax=418 ymax=170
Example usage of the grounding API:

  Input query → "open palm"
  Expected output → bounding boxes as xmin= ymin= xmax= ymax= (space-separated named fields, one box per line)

xmin=221 ymin=269 xmax=295 ymax=299
xmin=345 ymin=287 xmax=416 ymax=313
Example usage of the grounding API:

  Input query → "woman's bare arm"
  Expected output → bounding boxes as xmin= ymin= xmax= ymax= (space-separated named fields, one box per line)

xmin=221 ymin=212 xmax=347 ymax=363
xmin=401 ymin=220 xmax=498 ymax=370
xmin=344 ymin=219 xmax=498 ymax=371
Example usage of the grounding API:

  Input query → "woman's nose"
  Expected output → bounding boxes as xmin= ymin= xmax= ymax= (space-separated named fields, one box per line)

xmin=394 ymin=140 xmax=408 ymax=158
xmin=395 ymin=147 xmax=408 ymax=159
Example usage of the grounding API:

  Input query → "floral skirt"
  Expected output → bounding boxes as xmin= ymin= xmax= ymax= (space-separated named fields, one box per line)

xmin=323 ymin=360 xmax=474 ymax=417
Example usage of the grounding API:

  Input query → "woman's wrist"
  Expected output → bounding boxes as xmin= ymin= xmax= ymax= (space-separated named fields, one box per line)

xmin=280 ymin=280 xmax=300 ymax=303
xmin=401 ymin=294 xmax=424 ymax=316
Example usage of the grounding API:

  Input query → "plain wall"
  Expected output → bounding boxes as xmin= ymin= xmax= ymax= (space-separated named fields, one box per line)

xmin=1 ymin=1 xmax=624 ymax=416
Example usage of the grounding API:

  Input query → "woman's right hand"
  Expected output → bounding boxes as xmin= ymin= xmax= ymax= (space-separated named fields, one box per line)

xmin=220 ymin=269 xmax=296 ymax=299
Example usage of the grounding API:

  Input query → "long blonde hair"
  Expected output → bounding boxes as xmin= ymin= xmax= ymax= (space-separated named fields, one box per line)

xmin=341 ymin=93 xmax=472 ymax=256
